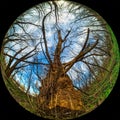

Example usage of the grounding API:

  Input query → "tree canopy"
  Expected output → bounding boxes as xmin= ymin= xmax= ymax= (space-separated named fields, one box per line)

xmin=1 ymin=1 xmax=112 ymax=95
xmin=1 ymin=1 xmax=118 ymax=120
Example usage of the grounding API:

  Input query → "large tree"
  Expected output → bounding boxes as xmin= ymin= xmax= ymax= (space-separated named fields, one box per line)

xmin=1 ymin=0 xmax=112 ymax=117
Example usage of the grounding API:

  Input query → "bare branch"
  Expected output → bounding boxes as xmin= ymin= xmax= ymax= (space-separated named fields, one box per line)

xmin=4 ymin=53 xmax=48 ymax=65
xmin=64 ymin=28 xmax=99 ymax=73
xmin=42 ymin=11 xmax=53 ymax=65
xmin=5 ymin=43 xmax=40 ymax=77
xmin=83 ymin=53 xmax=107 ymax=59
xmin=52 ymin=1 xmax=59 ymax=27
xmin=15 ymin=20 xmax=42 ymax=28
xmin=82 ymin=60 xmax=109 ymax=72
xmin=81 ymin=28 xmax=90 ymax=51
xmin=63 ymin=30 xmax=71 ymax=41
xmin=73 ymin=85 xmax=89 ymax=95
xmin=5 ymin=46 xmax=27 ymax=70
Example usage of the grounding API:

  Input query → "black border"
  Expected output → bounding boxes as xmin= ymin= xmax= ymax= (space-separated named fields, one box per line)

xmin=0 ymin=0 xmax=120 ymax=120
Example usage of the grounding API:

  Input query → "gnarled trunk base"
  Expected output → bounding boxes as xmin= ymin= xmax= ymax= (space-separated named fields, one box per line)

xmin=37 ymin=74 xmax=85 ymax=112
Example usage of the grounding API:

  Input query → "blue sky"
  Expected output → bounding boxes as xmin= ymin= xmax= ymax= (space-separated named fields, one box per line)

xmin=3 ymin=0 xmax=108 ymax=95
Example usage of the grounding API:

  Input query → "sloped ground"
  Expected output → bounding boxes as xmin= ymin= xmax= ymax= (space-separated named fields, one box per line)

xmin=81 ymin=26 xmax=120 ymax=113
xmin=1 ymin=65 xmax=86 ymax=119
xmin=1 ymin=51 xmax=119 ymax=120
xmin=36 ymin=75 xmax=86 ymax=119
xmin=37 ymin=105 xmax=85 ymax=120
xmin=1 ymin=66 xmax=38 ymax=114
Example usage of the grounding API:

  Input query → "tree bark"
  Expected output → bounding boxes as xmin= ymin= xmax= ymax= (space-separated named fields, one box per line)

xmin=37 ymin=70 xmax=85 ymax=111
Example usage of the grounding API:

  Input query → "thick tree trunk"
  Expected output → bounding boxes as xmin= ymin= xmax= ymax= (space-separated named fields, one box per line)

xmin=37 ymin=71 xmax=84 ymax=111
xmin=37 ymin=29 xmax=86 ymax=112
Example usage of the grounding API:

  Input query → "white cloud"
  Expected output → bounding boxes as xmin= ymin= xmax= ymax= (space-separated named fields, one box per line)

xmin=57 ymin=0 xmax=68 ymax=6
xmin=58 ymin=12 xmax=75 ymax=25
